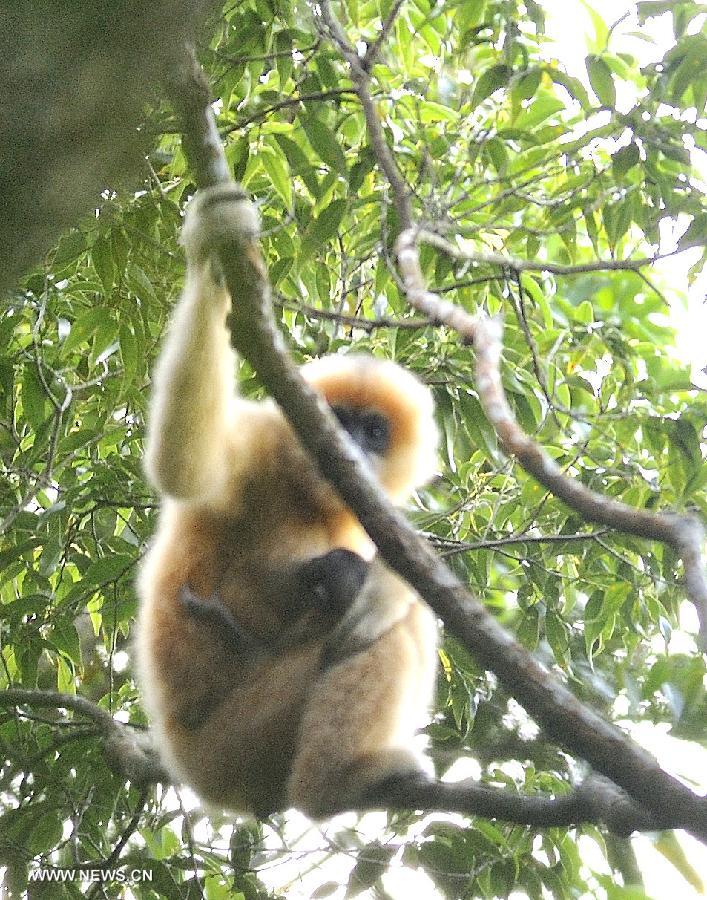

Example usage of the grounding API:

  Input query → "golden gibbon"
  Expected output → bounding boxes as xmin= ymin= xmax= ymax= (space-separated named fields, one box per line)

xmin=135 ymin=184 xmax=439 ymax=818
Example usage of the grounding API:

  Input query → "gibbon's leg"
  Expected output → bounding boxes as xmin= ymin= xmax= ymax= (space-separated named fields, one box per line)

xmin=144 ymin=184 xmax=260 ymax=501
xmin=287 ymin=563 xmax=438 ymax=819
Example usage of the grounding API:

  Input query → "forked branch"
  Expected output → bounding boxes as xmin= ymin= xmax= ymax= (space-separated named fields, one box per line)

xmin=0 ymin=688 xmax=168 ymax=786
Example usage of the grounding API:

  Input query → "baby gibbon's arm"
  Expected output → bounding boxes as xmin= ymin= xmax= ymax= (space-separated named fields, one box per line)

xmin=320 ymin=559 xmax=423 ymax=669
xmin=144 ymin=186 xmax=260 ymax=501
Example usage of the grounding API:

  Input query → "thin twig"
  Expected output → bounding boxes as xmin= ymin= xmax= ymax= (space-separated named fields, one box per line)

xmin=86 ymin=788 xmax=149 ymax=900
xmin=228 ymin=88 xmax=357 ymax=132
xmin=363 ymin=0 xmax=407 ymax=70
xmin=416 ymin=227 xmax=687 ymax=276
xmin=427 ymin=528 xmax=611 ymax=554
xmin=276 ymin=298 xmax=433 ymax=331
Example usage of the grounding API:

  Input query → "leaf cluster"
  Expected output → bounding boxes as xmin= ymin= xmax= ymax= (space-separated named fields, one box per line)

xmin=1 ymin=0 xmax=706 ymax=896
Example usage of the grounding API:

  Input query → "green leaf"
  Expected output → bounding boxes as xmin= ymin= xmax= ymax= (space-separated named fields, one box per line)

xmin=586 ymin=55 xmax=616 ymax=107
xmin=21 ymin=364 xmax=48 ymax=430
xmin=119 ymin=322 xmax=137 ymax=378
xmin=91 ymin=235 xmax=115 ymax=292
xmin=545 ymin=611 xmax=569 ymax=667
xmin=311 ymin=882 xmax=339 ymax=899
xmin=485 ymin=137 xmax=508 ymax=174
xmin=345 ymin=843 xmax=394 ymax=896
xmin=48 ymin=620 xmax=81 ymax=666
xmin=301 ymin=116 xmax=347 ymax=175
xmin=28 ymin=804 xmax=64 ymax=855
xmin=81 ymin=554 xmax=134 ymax=589
xmin=61 ymin=307 xmax=106 ymax=354
xmin=636 ymin=0 xmax=677 ymax=21
xmin=513 ymin=67 xmax=542 ymax=102
xmin=513 ymin=89 xmax=564 ymax=129
xmin=275 ymin=29 xmax=293 ymax=86
xmin=573 ymin=300 xmax=594 ymax=325
xmin=655 ymin=831 xmax=705 ymax=893
xmin=517 ymin=607 xmax=540 ymax=650
xmin=91 ymin=315 xmax=118 ymax=366
xmin=419 ymin=100 xmax=458 ymax=123
xmin=126 ymin=263 xmax=155 ymax=301
xmin=57 ymin=655 xmax=74 ymax=693
xmin=274 ymin=133 xmax=320 ymax=197
xmin=261 ymin=142 xmax=293 ymax=208
xmin=52 ymin=228 xmax=87 ymax=267
xmin=677 ymin=212 xmax=707 ymax=250
xmin=302 ymin=198 xmax=347 ymax=259
xmin=612 ymin=142 xmax=640 ymax=179
xmin=545 ymin=67 xmax=591 ymax=109
xmin=349 ymin=147 xmax=376 ymax=193
xmin=472 ymin=64 xmax=511 ymax=108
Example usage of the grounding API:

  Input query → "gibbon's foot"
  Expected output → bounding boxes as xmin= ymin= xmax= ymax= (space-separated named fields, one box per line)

xmin=181 ymin=182 xmax=260 ymax=265
xmin=358 ymin=767 xmax=433 ymax=807
xmin=290 ymin=752 xmax=428 ymax=818
xmin=178 ymin=583 xmax=266 ymax=657
xmin=293 ymin=549 xmax=369 ymax=620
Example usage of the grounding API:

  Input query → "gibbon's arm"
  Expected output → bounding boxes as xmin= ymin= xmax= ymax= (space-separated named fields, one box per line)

xmin=144 ymin=186 xmax=260 ymax=501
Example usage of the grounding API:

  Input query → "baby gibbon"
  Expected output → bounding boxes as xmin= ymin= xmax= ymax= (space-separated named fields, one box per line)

xmin=135 ymin=184 xmax=439 ymax=818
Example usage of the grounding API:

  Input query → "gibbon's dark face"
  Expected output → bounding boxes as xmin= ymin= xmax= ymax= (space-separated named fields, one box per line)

xmin=331 ymin=404 xmax=391 ymax=457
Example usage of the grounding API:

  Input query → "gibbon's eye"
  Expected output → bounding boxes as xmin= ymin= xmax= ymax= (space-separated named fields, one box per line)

xmin=360 ymin=412 xmax=391 ymax=453
xmin=331 ymin=405 xmax=391 ymax=456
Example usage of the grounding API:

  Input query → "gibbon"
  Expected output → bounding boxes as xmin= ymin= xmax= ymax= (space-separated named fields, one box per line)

xmin=135 ymin=184 xmax=439 ymax=818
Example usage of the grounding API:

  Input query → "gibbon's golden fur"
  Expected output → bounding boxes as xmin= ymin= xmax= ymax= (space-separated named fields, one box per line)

xmin=135 ymin=184 xmax=439 ymax=818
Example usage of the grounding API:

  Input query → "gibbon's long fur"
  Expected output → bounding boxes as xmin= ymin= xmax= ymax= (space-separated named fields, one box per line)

xmin=135 ymin=184 xmax=439 ymax=818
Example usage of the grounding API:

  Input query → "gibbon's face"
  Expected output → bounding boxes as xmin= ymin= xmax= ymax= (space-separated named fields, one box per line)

xmin=301 ymin=354 xmax=438 ymax=501
xmin=331 ymin=404 xmax=391 ymax=458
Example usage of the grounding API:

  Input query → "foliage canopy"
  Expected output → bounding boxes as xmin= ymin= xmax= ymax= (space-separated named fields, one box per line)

xmin=1 ymin=0 xmax=706 ymax=897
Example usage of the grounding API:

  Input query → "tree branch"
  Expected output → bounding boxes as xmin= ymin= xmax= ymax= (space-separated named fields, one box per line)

xmin=370 ymin=771 xmax=681 ymax=836
xmin=276 ymin=297 xmax=433 ymax=331
xmin=362 ymin=0 xmax=407 ymax=70
xmin=229 ymin=89 xmax=357 ymax=132
xmin=0 ymin=689 xmax=678 ymax=835
xmin=415 ymin=228 xmax=686 ymax=276
xmin=472 ymin=316 xmax=707 ymax=643
xmin=428 ymin=528 xmax=611 ymax=555
xmin=163 ymin=45 xmax=707 ymax=843
xmin=0 ymin=688 xmax=169 ymax=786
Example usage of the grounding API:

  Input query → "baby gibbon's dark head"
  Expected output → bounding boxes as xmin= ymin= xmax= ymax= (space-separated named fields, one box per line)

xmin=301 ymin=355 xmax=438 ymax=502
